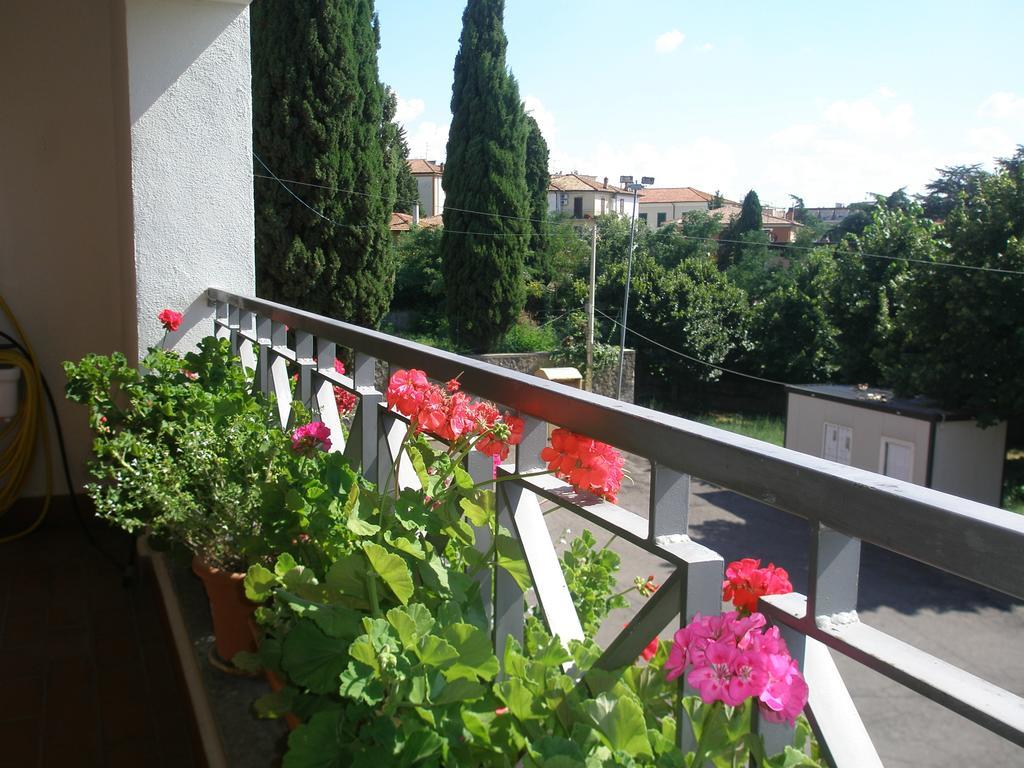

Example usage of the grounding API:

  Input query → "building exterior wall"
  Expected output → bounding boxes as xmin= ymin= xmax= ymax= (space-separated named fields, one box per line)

xmin=0 ymin=0 xmax=134 ymax=494
xmin=126 ymin=0 xmax=256 ymax=361
xmin=414 ymin=175 xmax=444 ymax=217
xmin=785 ymin=393 xmax=930 ymax=486
xmin=768 ymin=224 xmax=798 ymax=243
xmin=638 ymin=201 xmax=707 ymax=229
xmin=932 ymin=420 xmax=1006 ymax=506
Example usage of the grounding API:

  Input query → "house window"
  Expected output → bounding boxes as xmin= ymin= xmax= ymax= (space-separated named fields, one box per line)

xmin=619 ymin=199 xmax=624 ymax=214
xmin=638 ymin=212 xmax=648 ymax=223
xmin=600 ymin=198 xmax=607 ymax=215
xmin=879 ymin=438 xmax=914 ymax=482
xmin=657 ymin=212 xmax=667 ymax=227
xmin=573 ymin=196 xmax=584 ymax=219
xmin=822 ymin=422 xmax=851 ymax=465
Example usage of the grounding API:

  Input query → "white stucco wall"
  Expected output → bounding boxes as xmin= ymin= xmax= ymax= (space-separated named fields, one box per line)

xmin=126 ymin=0 xmax=255 ymax=361
xmin=932 ymin=420 xmax=1006 ymax=506
xmin=638 ymin=200 xmax=707 ymax=229
xmin=785 ymin=393 xmax=931 ymax=487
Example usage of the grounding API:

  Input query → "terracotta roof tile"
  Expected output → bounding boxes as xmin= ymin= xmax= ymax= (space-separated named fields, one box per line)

xmin=637 ymin=187 xmax=717 ymax=205
xmin=407 ymin=158 xmax=443 ymax=175
xmin=548 ymin=173 xmax=626 ymax=193
xmin=389 ymin=212 xmax=443 ymax=232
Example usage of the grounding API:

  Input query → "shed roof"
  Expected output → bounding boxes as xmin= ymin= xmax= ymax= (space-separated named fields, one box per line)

xmin=408 ymin=158 xmax=443 ymax=175
xmin=637 ymin=187 xmax=717 ymax=205
xmin=785 ymin=383 xmax=975 ymax=422
xmin=548 ymin=173 xmax=626 ymax=193
xmin=389 ymin=212 xmax=443 ymax=232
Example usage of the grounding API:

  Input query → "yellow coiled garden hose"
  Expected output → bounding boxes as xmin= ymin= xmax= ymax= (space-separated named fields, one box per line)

xmin=0 ymin=293 xmax=54 ymax=542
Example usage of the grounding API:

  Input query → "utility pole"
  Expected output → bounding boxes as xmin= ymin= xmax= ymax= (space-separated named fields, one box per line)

xmin=616 ymin=175 xmax=654 ymax=400
xmin=585 ymin=221 xmax=597 ymax=391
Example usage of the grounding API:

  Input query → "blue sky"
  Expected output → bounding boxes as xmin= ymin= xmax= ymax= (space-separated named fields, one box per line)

xmin=376 ymin=1 xmax=1023 ymax=208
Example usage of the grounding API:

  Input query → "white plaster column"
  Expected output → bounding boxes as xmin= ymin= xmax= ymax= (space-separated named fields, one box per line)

xmin=125 ymin=0 xmax=255 ymax=360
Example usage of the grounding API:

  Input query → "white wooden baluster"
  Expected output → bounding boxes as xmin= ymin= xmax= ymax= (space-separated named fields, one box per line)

xmin=313 ymin=340 xmax=344 ymax=454
xmin=269 ymin=321 xmax=291 ymax=428
xmin=345 ymin=352 xmax=382 ymax=486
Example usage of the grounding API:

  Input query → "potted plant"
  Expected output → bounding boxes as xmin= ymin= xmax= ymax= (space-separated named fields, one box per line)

xmin=241 ymin=369 xmax=820 ymax=766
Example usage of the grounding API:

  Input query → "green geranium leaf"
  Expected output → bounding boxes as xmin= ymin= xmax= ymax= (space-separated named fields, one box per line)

xmin=405 ymin=444 xmax=431 ymax=488
xmin=325 ymin=553 xmax=369 ymax=601
xmin=416 ymin=635 xmax=459 ymax=668
xmin=452 ymin=464 xmax=474 ymax=490
xmin=384 ymin=531 xmax=425 ymax=559
xmin=245 ymin=564 xmax=277 ymax=603
xmin=584 ymin=693 xmax=653 ymax=759
xmin=496 ymin=534 xmax=532 ymax=591
xmin=431 ymin=677 xmax=486 ymax=706
xmin=441 ymin=623 xmax=499 ymax=681
xmin=338 ymin=661 xmax=384 ymax=705
xmin=459 ymin=496 xmax=491 ymax=527
xmin=274 ymin=553 xmax=299 ymax=578
xmin=398 ymin=727 xmax=445 ymax=766
xmin=253 ymin=688 xmax=295 ymax=719
xmin=347 ymin=636 xmax=379 ymax=673
xmin=283 ymin=709 xmax=346 ymax=768
xmin=281 ymin=618 xmax=350 ymax=695
xmin=285 ymin=487 xmax=306 ymax=511
xmin=310 ymin=604 xmax=363 ymax=640
xmin=364 ymin=542 xmax=414 ymax=605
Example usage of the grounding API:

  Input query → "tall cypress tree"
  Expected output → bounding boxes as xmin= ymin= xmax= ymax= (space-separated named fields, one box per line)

xmin=252 ymin=0 xmax=394 ymax=327
xmin=441 ymin=0 xmax=530 ymax=351
xmin=718 ymin=189 xmax=763 ymax=269
xmin=524 ymin=114 xmax=550 ymax=255
xmin=383 ymin=87 xmax=420 ymax=215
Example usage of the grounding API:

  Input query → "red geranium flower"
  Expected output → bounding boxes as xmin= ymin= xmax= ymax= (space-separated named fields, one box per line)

xmin=540 ymin=428 xmax=624 ymax=502
xmin=722 ymin=558 xmax=793 ymax=614
xmin=158 ymin=309 xmax=183 ymax=332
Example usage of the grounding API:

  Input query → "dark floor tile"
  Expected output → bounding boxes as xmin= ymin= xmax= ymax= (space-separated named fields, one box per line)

xmin=0 ymin=674 xmax=45 ymax=722
xmin=1 ymin=611 xmax=47 ymax=650
xmin=97 ymin=664 xmax=151 ymax=746
xmin=0 ymin=717 xmax=40 ymax=768
xmin=106 ymin=737 xmax=161 ymax=768
xmin=0 ymin=646 xmax=47 ymax=678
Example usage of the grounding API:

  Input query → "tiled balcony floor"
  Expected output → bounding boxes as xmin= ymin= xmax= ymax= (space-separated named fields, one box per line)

xmin=0 ymin=498 xmax=202 ymax=768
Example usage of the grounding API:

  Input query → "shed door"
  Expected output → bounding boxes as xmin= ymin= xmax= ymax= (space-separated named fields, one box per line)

xmin=822 ymin=422 xmax=852 ymax=465
xmin=881 ymin=439 xmax=914 ymax=482
xmin=573 ymin=196 xmax=583 ymax=218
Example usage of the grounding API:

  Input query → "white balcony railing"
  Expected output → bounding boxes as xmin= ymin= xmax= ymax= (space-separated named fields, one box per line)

xmin=209 ymin=288 xmax=1024 ymax=766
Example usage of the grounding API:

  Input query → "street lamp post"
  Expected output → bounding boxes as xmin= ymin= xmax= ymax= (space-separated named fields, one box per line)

xmin=615 ymin=175 xmax=654 ymax=400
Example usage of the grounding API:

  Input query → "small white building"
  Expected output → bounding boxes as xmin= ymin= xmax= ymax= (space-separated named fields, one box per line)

xmin=785 ymin=384 xmax=1007 ymax=507
xmin=636 ymin=187 xmax=719 ymax=229
xmin=548 ymin=174 xmax=634 ymax=220
xmin=408 ymin=158 xmax=445 ymax=217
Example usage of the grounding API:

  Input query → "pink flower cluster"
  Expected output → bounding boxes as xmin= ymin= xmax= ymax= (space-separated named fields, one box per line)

xmin=723 ymin=558 xmax=793 ymax=614
xmin=539 ymin=428 xmax=625 ymax=503
xmin=290 ymin=421 xmax=332 ymax=456
xmin=665 ymin=611 xmax=808 ymax=725
xmin=386 ymin=369 xmax=524 ymax=460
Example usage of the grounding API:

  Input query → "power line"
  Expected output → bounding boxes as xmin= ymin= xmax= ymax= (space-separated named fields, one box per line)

xmin=253 ymin=157 xmax=1024 ymax=276
xmin=593 ymin=306 xmax=790 ymax=388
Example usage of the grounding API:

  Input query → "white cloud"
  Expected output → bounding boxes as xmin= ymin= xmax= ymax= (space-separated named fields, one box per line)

xmin=523 ymin=95 xmax=558 ymax=143
xmin=406 ymin=121 xmax=449 ymax=161
xmin=699 ymin=42 xmax=714 ymax=52
xmin=978 ymin=91 xmax=1024 ymax=121
xmin=654 ymin=29 xmax=685 ymax=54
xmin=876 ymin=86 xmax=896 ymax=99
xmin=395 ymin=95 xmax=425 ymax=124
xmin=823 ymin=97 xmax=913 ymax=138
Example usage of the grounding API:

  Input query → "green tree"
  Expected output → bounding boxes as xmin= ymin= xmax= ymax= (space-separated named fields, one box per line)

xmin=392 ymin=225 xmax=445 ymax=327
xmin=918 ymin=163 xmax=987 ymax=221
xmin=648 ymin=211 xmax=721 ymax=268
xmin=744 ymin=249 xmax=840 ymax=383
xmin=881 ymin=147 xmax=1024 ymax=423
xmin=441 ymin=0 xmax=531 ymax=351
xmin=252 ymin=0 xmax=395 ymax=327
xmin=524 ymin=114 xmax=550 ymax=255
xmin=718 ymin=190 xmax=762 ymax=269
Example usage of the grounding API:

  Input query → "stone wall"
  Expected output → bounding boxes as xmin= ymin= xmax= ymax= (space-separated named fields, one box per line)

xmin=473 ymin=351 xmax=635 ymax=404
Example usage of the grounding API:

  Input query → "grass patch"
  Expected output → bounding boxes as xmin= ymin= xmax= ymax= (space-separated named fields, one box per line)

xmin=1003 ymin=449 xmax=1024 ymax=514
xmin=689 ymin=412 xmax=785 ymax=446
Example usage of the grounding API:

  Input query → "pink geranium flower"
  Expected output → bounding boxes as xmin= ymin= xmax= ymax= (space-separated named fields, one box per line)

xmin=158 ymin=309 xmax=183 ymax=332
xmin=291 ymin=421 xmax=332 ymax=455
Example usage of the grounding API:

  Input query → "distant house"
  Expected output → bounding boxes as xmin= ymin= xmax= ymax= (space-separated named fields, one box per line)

xmin=388 ymin=211 xmax=442 ymax=243
xmin=785 ymin=384 xmax=1006 ymax=506
xmin=665 ymin=203 xmax=803 ymax=243
xmin=408 ymin=158 xmax=445 ymax=217
xmin=548 ymin=174 xmax=634 ymax=220
xmin=803 ymin=205 xmax=854 ymax=224
xmin=636 ymin=187 xmax=724 ymax=229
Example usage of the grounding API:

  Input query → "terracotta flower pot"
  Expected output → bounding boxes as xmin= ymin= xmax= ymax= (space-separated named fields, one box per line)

xmin=191 ymin=556 xmax=258 ymax=668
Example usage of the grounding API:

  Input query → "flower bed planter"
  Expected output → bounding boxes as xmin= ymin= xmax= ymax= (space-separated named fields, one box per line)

xmin=191 ymin=556 xmax=258 ymax=671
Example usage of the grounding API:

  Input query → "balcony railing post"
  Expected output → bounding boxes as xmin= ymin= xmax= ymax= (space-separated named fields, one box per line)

xmin=215 ymin=301 xmax=230 ymax=341
xmin=493 ymin=415 xmax=547 ymax=668
xmin=255 ymin=315 xmax=272 ymax=397
xmin=237 ymin=310 xmax=257 ymax=377
xmin=650 ymin=462 xmax=690 ymax=539
xmin=350 ymin=352 xmax=384 ymax=489
xmin=294 ymin=332 xmax=314 ymax=411
xmin=270 ymin=321 xmax=292 ymax=428
xmin=808 ymin=523 xmax=861 ymax=620
xmin=467 ymin=451 xmax=495 ymax=627
xmin=313 ymin=340 xmax=344 ymax=455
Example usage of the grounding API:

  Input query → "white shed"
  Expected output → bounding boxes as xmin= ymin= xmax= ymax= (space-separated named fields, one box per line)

xmin=785 ymin=384 xmax=1007 ymax=507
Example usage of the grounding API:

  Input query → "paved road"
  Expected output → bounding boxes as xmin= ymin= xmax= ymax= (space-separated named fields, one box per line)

xmin=538 ymin=453 xmax=1024 ymax=768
